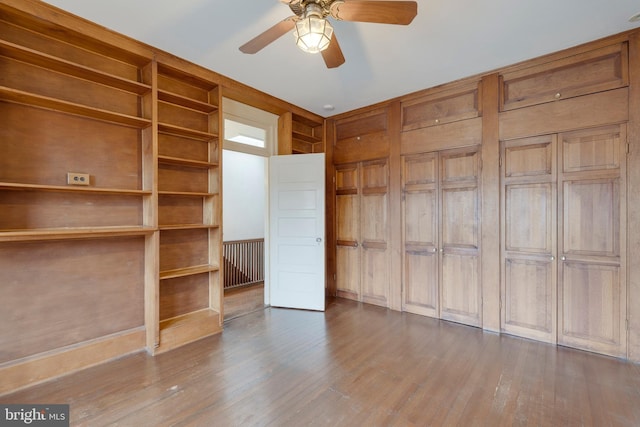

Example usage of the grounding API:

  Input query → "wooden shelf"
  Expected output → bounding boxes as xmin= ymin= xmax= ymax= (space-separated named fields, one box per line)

xmin=0 ymin=226 xmax=156 ymax=242
xmin=0 ymin=40 xmax=151 ymax=95
xmin=158 ymin=122 xmax=217 ymax=141
xmin=159 ymin=224 xmax=219 ymax=231
xmin=293 ymin=130 xmax=322 ymax=144
xmin=158 ymin=190 xmax=215 ymax=197
xmin=0 ymin=182 xmax=152 ymax=195
xmin=292 ymin=114 xmax=323 ymax=144
xmin=0 ymin=86 xmax=152 ymax=128
xmin=159 ymin=264 xmax=220 ymax=280
xmin=155 ymin=308 xmax=222 ymax=354
xmin=157 ymin=63 xmax=219 ymax=92
xmin=158 ymin=90 xmax=218 ymax=113
xmin=158 ymin=155 xmax=218 ymax=169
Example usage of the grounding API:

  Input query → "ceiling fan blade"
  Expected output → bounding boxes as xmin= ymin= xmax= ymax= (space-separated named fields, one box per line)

xmin=322 ymin=33 xmax=346 ymax=68
xmin=330 ymin=1 xmax=417 ymax=25
xmin=239 ymin=16 xmax=297 ymax=54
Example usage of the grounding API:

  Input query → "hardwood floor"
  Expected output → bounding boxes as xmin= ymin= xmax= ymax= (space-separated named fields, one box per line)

xmin=223 ymin=283 xmax=265 ymax=321
xmin=3 ymin=297 xmax=640 ymax=426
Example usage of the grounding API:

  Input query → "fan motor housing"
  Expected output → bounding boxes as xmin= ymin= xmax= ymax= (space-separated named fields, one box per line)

xmin=287 ymin=0 xmax=340 ymax=18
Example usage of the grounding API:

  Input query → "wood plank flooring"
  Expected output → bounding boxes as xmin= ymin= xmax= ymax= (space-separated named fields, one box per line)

xmin=223 ymin=283 xmax=265 ymax=322
xmin=2 ymin=297 xmax=640 ymax=426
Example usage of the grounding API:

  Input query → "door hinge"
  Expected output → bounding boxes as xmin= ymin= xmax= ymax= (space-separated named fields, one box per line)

xmin=626 ymin=143 xmax=630 ymax=155
xmin=499 ymin=156 xmax=503 ymax=167
xmin=333 ymin=273 xmax=336 ymax=281
xmin=626 ymin=318 xmax=630 ymax=331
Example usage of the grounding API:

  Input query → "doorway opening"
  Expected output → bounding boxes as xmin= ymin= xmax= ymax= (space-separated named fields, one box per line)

xmin=222 ymin=99 xmax=277 ymax=320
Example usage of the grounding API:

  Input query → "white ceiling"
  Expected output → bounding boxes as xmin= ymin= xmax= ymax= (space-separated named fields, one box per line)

xmin=43 ymin=0 xmax=640 ymax=117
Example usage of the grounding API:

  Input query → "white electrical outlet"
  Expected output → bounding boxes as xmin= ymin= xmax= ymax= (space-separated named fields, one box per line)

xmin=67 ymin=172 xmax=90 ymax=186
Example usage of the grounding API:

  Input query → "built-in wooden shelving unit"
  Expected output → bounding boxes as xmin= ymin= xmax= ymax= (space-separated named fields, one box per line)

xmin=154 ymin=60 xmax=223 ymax=354
xmin=0 ymin=0 xmax=157 ymax=395
xmin=0 ymin=0 xmax=224 ymax=392
xmin=0 ymin=0 xmax=327 ymax=394
xmin=292 ymin=113 xmax=324 ymax=154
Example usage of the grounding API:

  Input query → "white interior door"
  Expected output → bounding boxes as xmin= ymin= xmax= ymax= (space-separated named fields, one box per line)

xmin=269 ymin=153 xmax=325 ymax=311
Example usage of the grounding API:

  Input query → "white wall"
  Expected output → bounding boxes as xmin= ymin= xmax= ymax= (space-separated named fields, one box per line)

xmin=222 ymin=149 xmax=266 ymax=241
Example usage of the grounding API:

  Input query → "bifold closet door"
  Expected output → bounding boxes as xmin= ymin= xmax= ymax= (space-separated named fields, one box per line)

xmin=402 ymin=147 xmax=481 ymax=327
xmin=500 ymin=124 xmax=627 ymax=358
xmin=335 ymin=160 xmax=390 ymax=306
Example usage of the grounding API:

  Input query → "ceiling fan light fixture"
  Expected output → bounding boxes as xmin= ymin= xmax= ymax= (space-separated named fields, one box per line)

xmin=293 ymin=5 xmax=333 ymax=54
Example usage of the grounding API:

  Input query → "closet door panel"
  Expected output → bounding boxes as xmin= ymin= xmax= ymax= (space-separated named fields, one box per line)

xmin=504 ymin=258 xmax=555 ymax=342
xmin=403 ymin=186 xmax=438 ymax=315
xmin=404 ymin=251 xmax=439 ymax=316
xmin=403 ymin=153 xmax=437 ymax=186
xmin=336 ymin=194 xmax=359 ymax=245
xmin=335 ymin=163 xmax=360 ymax=300
xmin=361 ymin=193 xmax=388 ymax=244
xmin=402 ymin=153 xmax=439 ymax=316
xmin=360 ymin=160 xmax=389 ymax=305
xmin=336 ymin=245 xmax=360 ymax=300
xmin=440 ymin=148 xmax=481 ymax=327
xmin=505 ymin=184 xmax=554 ymax=254
xmin=501 ymin=135 xmax=557 ymax=343
xmin=562 ymin=125 xmax=621 ymax=173
xmin=557 ymin=124 xmax=626 ymax=357
xmin=502 ymin=182 xmax=556 ymax=342
xmin=404 ymin=190 xmax=437 ymax=246
xmin=441 ymin=186 xmax=478 ymax=248
xmin=360 ymin=192 xmax=388 ymax=305
xmin=362 ymin=246 xmax=389 ymax=306
xmin=361 ymin=159 xmax=389 ymax=189
xmin=441 ymin=252 xmax=480 ymax=326
xmin=562 ymin=179 xmax=619 ymax=257
xmin=559 ymin=262 xmax=624 ymax=357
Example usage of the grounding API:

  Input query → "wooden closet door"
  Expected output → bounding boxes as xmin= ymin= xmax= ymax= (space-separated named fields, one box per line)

xmin=335 ymin=163 xmax=361 ymax=301
xmin=402 ymin=153 xmax=439 ymax=317
xmin=501 ymin=135 xmax=557 ymax=343
xmin=360 ymin=159 xmax=390 ymax=306
xmin=439 ymin=148 xmax=482 ymax=327
xmin=557 ymin=125 xmax=627 ymax=358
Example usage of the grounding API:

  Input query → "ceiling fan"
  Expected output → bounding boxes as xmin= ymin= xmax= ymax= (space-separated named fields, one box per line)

xmin=239 ymin=0 xmax=418 ymax=68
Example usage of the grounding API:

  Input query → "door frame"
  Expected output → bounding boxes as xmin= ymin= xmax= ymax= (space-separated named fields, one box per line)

xmin=222 ymin=98 xmax=278 ymax=307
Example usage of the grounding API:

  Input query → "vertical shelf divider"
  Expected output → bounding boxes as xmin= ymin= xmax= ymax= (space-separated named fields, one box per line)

xmin=143 ymin=58 xmax=160 ymax=351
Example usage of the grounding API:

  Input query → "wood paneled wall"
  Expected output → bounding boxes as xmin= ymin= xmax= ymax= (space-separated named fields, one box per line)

xmin=327 ymin=29 xmax=640 ymax=362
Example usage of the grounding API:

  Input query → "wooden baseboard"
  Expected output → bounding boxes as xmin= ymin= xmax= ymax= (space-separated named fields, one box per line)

xmin=153 ymin=309 xmax=222 ymax=355
xmin=0 ymin=327 xmax=146 ymax=396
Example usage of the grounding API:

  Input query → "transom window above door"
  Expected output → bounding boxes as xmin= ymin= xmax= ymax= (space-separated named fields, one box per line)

xmin=224 ymin=119 xmax=266 ymax=148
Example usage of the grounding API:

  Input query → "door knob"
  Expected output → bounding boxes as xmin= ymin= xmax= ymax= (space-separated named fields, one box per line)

xmin=316 ymin=237 xmax=322 ymax=243
xmin=550 ymin=256 xmax=555 ymax=261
